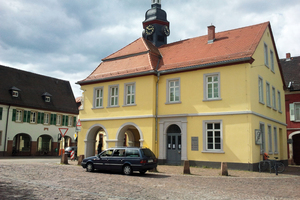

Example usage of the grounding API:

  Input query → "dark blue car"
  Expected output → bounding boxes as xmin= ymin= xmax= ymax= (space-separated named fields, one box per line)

xmin=81 ymin=147 xmax=157 ymax=175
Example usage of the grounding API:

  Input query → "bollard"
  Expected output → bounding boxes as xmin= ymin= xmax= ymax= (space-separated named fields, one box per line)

xmin=61 ymin=153 xmax=68 ymax=164
xmin=77 ymin=155 xmax=84 ymax=165
xmin=221 ymin=162 xmax=228 ymax=176
xmin=183 ymin=160 xmax=191 ymax=174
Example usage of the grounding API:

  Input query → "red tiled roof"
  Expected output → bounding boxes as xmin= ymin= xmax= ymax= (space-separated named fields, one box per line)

xmin=78 ymin=22 xmax=269 ymax=84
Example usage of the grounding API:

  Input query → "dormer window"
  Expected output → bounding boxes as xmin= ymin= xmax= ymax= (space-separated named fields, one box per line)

xmin=42 ymin=92 xmax=52 ymax=103
xmin=10 ymin=86 xmax=21 ymax=98
xmin=45 ymin=96 xmax=51 ymax=102
xmin=12 ymin=91 xmax=19 ymax=97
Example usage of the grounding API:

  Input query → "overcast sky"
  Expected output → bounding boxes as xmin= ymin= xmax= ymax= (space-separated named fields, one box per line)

xmin=1 ymin=0 xmax=300 ymax=98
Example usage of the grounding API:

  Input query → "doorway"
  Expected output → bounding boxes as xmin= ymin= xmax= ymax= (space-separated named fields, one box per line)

xmin=166 ymin=124 xmax=181 ymax=165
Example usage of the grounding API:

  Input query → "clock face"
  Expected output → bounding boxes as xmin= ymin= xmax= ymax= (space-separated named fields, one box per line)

xmin=145 ymin=25 xmax=155 ymax=35
xmin=162 ymin=26 xmax=170 ymax=36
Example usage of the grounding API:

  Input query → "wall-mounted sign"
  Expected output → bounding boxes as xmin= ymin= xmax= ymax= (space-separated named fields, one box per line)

xmin=255 ymin=129 xmax=262 ymax=145
xmin=191 ymin=137 xmax=198 ymax=151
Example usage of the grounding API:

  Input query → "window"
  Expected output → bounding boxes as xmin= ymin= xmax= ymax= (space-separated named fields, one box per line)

xmin=258 ymin=76 xmax=264 ymax=104
xmin=56 ymin=115 xmax=61 ymax=125
xmin=68 ymin=116 xmax=73 ymax=126
xmin=167 ymin=78 xmax=180 ymax=103
xmin=44 ymin=113 xmax=50 ymax=125
xmin=204 ymin=73 xmax=220 ymax=100
xmin=126 ymin=149 xmax=140 ymax=157
xmin=108 ymin=85 xmax=119 ymax=107
xmin=16 ymin=110 xmax=23 ymax=122
xmin=124 ymin=83 xmax=135 ymax=105
xmin=270 ymin=50 xmax=274 ymax=72
xmin=12 ymin=91 xmax=19 ymax=97
xmin=94 ymin=87 xmax=103 ymax=108
xmin=260 ymin=122 xmax=265 ymax=154
xmin=264 ymin=43 xmax=269 ymax=67
xmin=45 ymin=96 xmax=51 ymax=102
xmin=273 ymin=127 xmax=278 ymax=154
xmin=277 ymin=91 xmax=282 ymax=112
xmin=0 ymin=107 xmax=3 ymax=120
xmin=272 ymin=87 xmax=276 ymax=110
xmin=203 ymin=120 xmax=223 ymax=152
xmin=290 ymin=103 xmax=300 ymax=121
xmin=267 ymin=125 xmax=272 ymax=154
xmin=23 ymin=110 xmax=30 ymax=123
xmin=266 ymin=82 xmax=271 ymax=107
xmin=30 ymin=112 xmax=37 ymax=123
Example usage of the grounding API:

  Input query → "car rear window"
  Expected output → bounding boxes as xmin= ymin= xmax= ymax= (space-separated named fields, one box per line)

xmin=125 ymin=149 xmax=140 ymax=157
xmin=141 ymin=149 xmax=156 ymax=158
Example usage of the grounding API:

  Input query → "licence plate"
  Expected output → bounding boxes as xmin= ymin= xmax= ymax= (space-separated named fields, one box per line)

xmin=148 ymin=159 xmax=153 ymax=163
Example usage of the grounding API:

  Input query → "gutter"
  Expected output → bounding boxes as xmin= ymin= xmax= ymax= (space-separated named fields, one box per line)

xmin=3 ymin=105 xmax=10 ymax=156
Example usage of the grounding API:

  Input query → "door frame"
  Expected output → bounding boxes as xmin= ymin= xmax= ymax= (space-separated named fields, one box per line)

xmin=158 ymin=117 xmax=187 ymax=161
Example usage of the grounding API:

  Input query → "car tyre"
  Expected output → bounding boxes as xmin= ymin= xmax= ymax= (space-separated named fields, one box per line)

xmin=86 ymin=163 xmax=94 ymax=172
xmin=123 ymin=165 xmax=132 ymax=175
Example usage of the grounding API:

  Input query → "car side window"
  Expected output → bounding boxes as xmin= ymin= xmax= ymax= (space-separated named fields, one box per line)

xmin=101 ymin=149 xmax=114 ymax=157
xmin=112 ymin=149 xmax=125 ymax=157
xmin=125 ymin=149 xmax=140 ymax=157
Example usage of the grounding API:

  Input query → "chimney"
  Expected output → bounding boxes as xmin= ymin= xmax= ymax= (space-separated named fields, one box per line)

xmin=286 ymin=53 xmax=291 ymax=61
xmin=208 ymin=25 xmax=215 ymax=44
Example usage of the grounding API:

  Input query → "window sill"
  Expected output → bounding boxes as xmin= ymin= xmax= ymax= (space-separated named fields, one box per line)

xmin=122 ymin=104 xmax=137 ymax=107
xmin=203 ymin=98 xmax=222 ymax=102
xmin=165 ymin=101 xmax=182 ymax=105
xmin=267 ymin=104 xmax=272 ymax=108
xmin=202 ymin=150 xmax=225 ymax=154
xmin=259 ymin=101 xmax=265 ymax=105
xmin=92 ymin=107 xmax=104 ymax=110
xmin=106 ymin=105 xmax=120 ymax=108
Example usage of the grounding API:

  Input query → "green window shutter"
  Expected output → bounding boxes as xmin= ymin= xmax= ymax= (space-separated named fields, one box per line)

xmin=65 ymin=116 xmax=69 ymax=126
xmin=41 ymin=113 xmax=44 ymax=124
xmin=54 ymin=114 xmax=57 ymax=125
xmin=23 ymin=110 xmax=27 ymax=122
xmin=62 ymin=115 xmax=66 ymax=126
xmin=27 ymin=111 xmax=31 ymax=123
xmin=37 ymin=112 xmax=41 ymax=124
xmin=73 ymin=116 xmax=76 ymax=127
xmin=0 ymin=107 xmax=3 ymax=120
xmin=50 ymin=114 xmax=53 ymax=125
xmin=12 ymin=109 xmax=16 ymax=121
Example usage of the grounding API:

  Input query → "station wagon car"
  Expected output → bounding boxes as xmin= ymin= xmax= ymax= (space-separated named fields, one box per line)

xmin=81 ymin=147 xmax=157 ymax=175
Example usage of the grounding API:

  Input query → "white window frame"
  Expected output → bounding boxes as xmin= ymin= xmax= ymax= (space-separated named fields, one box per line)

xmin=68 ymin=116 xmax=73 ymax=126
xmin=264 ymin=43 xmax=269 ymax=67
xmin=56 ymin=114 xmax=61 ymax=126
xmin=30 ymin=111 xmax=37 ymax=124
xmin=258 ymin=76 xmax=264 ymax=104
xmin=277 ymin=90 xmax=282 ymax=113
xmin=273 ymin=126 xmax=278 ymax=154
xmin=45 ymin=96 xmax=51 ymax=102
xmin=203 ymin=73 xmax=221 ymax=101
xmin=260 ymin=122 xmax=266 ymax=154
xmin=124 ymin=82 xmax=136 ymax=106
xmin=16 ymin=109 xmax=23 ymax=122
xmin=202 ymin=120 xmax=223 ymax=153
xmin=266 ymin=82 xmax=271 ymax=107
xmin=12 ymin=91 xmax=19 ymax=97
xmin=270 ymin=50 xmax=275 ymax=72
xmin=267 ymin=124 xmax=273 ymax=154
xmin=44 ymin=113 xmax=50 ymax=125
xmin=166 ymin=78 xmax=181 ymax=104
xmin=93 ymin=87 xmax=104 ymax=108
xmin=108 ymin=85 xmax=119 ymax=107
xmin=272 ymin=86 xmax=276 ymax=110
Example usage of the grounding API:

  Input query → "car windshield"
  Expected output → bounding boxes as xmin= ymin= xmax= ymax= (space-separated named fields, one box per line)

xmin=141 ymin=149 xmax=155 ymax=158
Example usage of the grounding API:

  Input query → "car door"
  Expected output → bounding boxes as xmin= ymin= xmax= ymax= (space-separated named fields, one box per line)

xmin=94 ymin=149 xmax=113 ymax=170
xmin=106 ymin=149 xmax=126 ymax=171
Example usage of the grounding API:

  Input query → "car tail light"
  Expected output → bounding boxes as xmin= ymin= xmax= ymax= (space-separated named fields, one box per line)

xmin=140 ymin=160 xmax=147 ymax=164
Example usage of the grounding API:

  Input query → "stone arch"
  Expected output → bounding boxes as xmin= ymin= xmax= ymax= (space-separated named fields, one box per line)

xmin=115 ymin=122 xmax=144 ymax=147
xmin=36 ymin=134 xmax=53 ymax=155
xmin=12 ymin=133 xmax=32 ymax=156
xmin=288 ymin=131 xmax=300 ymax=165
xmin=84 ymin=124 xmax=108 ymax=158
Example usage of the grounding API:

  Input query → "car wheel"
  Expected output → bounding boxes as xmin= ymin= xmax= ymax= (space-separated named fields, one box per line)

xmin=86 ymin=163 xmax=94 ymax=172
xmin=139 ymin=170 xmax=146 ymax=175
xmin=123 ymin=165 xmax=132 ymax=175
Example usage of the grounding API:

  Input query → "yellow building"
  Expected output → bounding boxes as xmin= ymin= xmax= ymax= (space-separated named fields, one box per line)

xmin=77 ymin=1 xmax=287 ymax=170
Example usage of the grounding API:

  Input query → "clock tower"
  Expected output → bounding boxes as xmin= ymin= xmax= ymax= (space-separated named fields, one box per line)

xmin=142 ymin=0 xmax=170 ymax=47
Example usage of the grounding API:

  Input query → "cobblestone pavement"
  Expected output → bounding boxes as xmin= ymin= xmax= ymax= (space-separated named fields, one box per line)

xmin=0 ymin=158 xmax=299 ymax=199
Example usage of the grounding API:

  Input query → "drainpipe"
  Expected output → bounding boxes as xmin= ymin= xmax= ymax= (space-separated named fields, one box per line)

xmin=155 ymin=57 xmax=161 ymax=155
xmin=3 ymin=105 xmax=11 ymax=156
